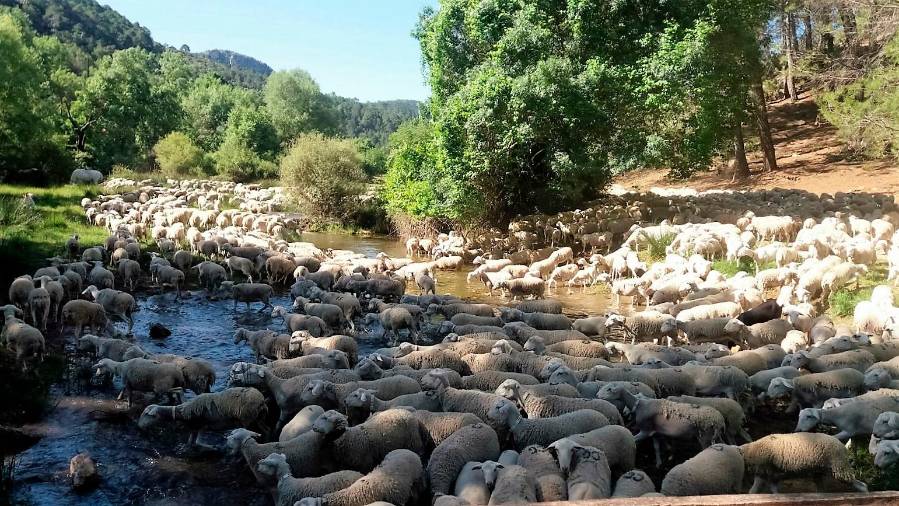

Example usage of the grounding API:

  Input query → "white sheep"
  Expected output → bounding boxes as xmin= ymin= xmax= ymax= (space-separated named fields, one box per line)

xmin=660 ymin=444 xmax=744 ymax=496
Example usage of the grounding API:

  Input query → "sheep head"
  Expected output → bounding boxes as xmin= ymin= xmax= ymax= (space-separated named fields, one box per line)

xmin=225 ymin=428 xmax=261 ymax=455
xmin=420 ymin=369 xmax=450 ymax=391
xmin=288 ymin=331 xmax=312 ymax=353
xmin=494 ymin=380 xmax=521 ymax=404
xmin=486 ymin=399 xmax=520 ymax=429
xmin=875 ymin=439 xmax=899 ymax=468
xmin=312 ymin=409 xmax=348 ymax=435
xmin=255 ymin=452 xmax=290 ymax=480
xmin=547 ymin=438 xmax=580 ymax=475
xmin=795 ymin=408 xmax=824 ymax=433
xmin=723 ymin=318 xmax=746 ymax=334
xmin=344 ymin=388 xmax=378 ymax=409
xmin=137 ymin=404 xmax=167 ymax=430
xmin=522 ymin=336 xmax=545 ymax=354
xmin=865 ymin=368 xmax=892 ymax=390
xmin=491 ymin=340 xmax=513 ymax=355
xmin=475 ymin=461 xmax=504 ymax=489
xmin=354 ymin=358 xmax=382 ymax=380
xmin=766 ymin=377 xmax=794 ymax=399
xmin=874 ymin=412 xmax=899 ymax=440
xmin=232 ymin=329 xmax=248 ymax=344
xmin=292 ymin=296 xmax=309 ymax=312
xmin=547 ymin=365 xmax=578 ymax=387
xmin=301 ymin=379 xmax=333 ymax=405
xmin=271 ymin=306 xmax=287 ymax=318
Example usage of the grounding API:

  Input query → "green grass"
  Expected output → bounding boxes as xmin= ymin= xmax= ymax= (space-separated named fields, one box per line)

xmin=828 ymin=263 xmax=889 ymax=318
xmin=849 ymin=438 xmax=899 ymax=491
xmin=641 ymin=232 xmax=676 ymax=262
xmin=0 ymin=184 xmax=108 ymax=293
xmin=712 ymin=258 xmax=775 ymax=277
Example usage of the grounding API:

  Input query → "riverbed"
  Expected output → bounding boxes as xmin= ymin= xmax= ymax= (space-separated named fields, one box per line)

xmin=7 ymin=232 xmax=612 ymax=505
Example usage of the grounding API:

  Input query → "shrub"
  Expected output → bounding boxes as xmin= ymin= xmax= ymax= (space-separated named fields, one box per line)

xmin=382 ymin=119 xmax=440 ymax=218
xmin=279 ymin=133 xmax=366 ymax=221
xmin=153 ymin=132 xmax=207 ymax=177
xmin=213 ymin=136 xmax=276 ymax=183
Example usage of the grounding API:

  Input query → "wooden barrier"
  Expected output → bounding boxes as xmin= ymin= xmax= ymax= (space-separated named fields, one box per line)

xmin=541 ymin=492 xmax=899 ymax=506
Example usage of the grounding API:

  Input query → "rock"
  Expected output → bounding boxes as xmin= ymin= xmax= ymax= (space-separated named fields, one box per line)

xmin=149 ymin=323 xmax=172 ymax=339
xmin=69 ymin=453 xmax=98 ymax=490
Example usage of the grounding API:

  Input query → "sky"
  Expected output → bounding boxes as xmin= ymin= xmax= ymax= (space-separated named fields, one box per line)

xmin=102 ymin=0 xmax=436 ymax=102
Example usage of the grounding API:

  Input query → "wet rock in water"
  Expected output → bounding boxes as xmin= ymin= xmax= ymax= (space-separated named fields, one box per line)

xmin=149 ymin=323 xmax=172 ymax=339
xmin=69 ymin=452 xmax=98 ymax=490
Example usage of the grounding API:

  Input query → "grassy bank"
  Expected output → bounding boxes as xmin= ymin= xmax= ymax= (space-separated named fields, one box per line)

xmin=0 ymin=184 xmax=107 ymax=297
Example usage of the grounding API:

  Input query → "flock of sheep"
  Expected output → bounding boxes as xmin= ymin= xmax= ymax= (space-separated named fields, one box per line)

xmin=6 ymin=177 xmax=899 ymax=503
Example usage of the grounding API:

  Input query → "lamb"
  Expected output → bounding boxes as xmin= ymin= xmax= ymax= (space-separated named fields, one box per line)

xmin=516 ymin=445 xmax=567 ymax=501
xmin=723 ymin=318 xmax=792 ymax=348
xmin=232 ymin=283 xmax=274 ymax=311
xmin=427 ymin=423 xmax=501 ymax=496
xmin=1 ymin=305 xmax=45 ymax=371
xmin=227 ymin=428 xmax=327 ymax=484
xmin=279 ymin=405 xmax=325 ymax=442
xmin=93 ymin=357 xmax=185 ymax=407
xmin=234 ymin=328 xmax=291 ymax=362
xmin=497 ymin=277 xmax=546 ymax=300
xmin=293 ymin=297 xmax=349 ymax=334
xmin=660 ymin=444 xmax=744 ymax=496
xmin=255 ymin=453 xmax=363 ymax=506
xmin=312 ymin=409 xmax=427 ymax=473
xmin=766 ymin=368 xmax=865 ymax=412
xmin=300 ymin=376 xmax=421 ymax=411
xmin=668 ymin=395 xmax=752 ymax=444
xmin=422 ymin=370 xmax=517 ymax=424
xmin=138 ymin=387 xmax=267 ymax=447
xmin=794 ymin=394 xmax=899 ymax=441
xmin=82 ymin=285 xmax=137 ymax=332
xmin=77 ymin=334 xmax=133 ymax=361
xmin=495 ymin=379 xmax=622 ymax=424
xmin=364 ymin=308 xmax=418 ymax=345
xmin=611 ymin=470 xmax=656 ymax=498
xmin=61 ymin=299 xmax=107 ymax=337
xmin=551 ymin=425 xmax=636 ymax=478
xmin=272 ymin=307 xmax=329 ymax=337
xmin=477 ymin=462 xmax=536 ymax=505
xmin=296 ymin=449 xmax=424 ymax=506
xmin=486 ymin=400 xmax=609 ymax=451
xmin=289 ymin=331 xmax=358 ymax=365
xmin=453 ymin=461 xmax=491 ymax=506
xmin=789 ymin=348 xmax=876 ymax=373
xmin=615 ymin=387 xmax=725 ymax=467
xmin=740 ymin=433 xmax=867 ymax=493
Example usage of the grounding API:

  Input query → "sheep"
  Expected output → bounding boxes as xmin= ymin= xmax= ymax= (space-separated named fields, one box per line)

xmin=741 ymin=433 xmax=867 ymax=493
xmin=422 ymin=370 xmax=517 ymax=425
xmin=68 ymin=453 xmax=97 ymax=490
xmin=551 ymin=425 xmax=636 ymax=478
xmin=660 ymin=444 xmax=744 ymax=496
xmin=604 ymin=312 xmax=676 ymax=342
xmin=116 ymin=258 xmax=141 ymax=292
xmin=428 ymin=303 xmax=495 ymax=318
xmin=122 ymin=350 xmax=216 ymax=394
xmin=82 ymin=285 xmax=137 ymax=332
xmin=737 ymin=299 xmax=782 ymax=326
xmin=234 ymin=328 xmax=291 ymax=362
xmin=486 ymin=400 xmax=609 ymax=451
xmin=88 ymin=262 xmax=115 ymax=289
xmin=781 ymin=329 xmax=810 ymax=354
xmin=557 ymin=443 xmax=612 ymax=500
xmin=1 ymin=305 xmax=45 ymax=372
xmin=255 ymin=453 xmax=363 ymax=506
xmin=675 ymin=301 xmax=741 ymax=322
xmin=27 ymin=284 xmax=50 ymax=332
xmin=668 ymin=395 xmax=752 ymax=444
xmin=451 ymin=313 xmax=503 ymax=328
xmin=77 ymin=334 xmax=133 ymax=361
xmin=365 ymin=308 xmax=419 ymax=345
xmin=312 ymin=409 xmax=427 ymax=473
xmin=227 ymin=428 xmax=327 ymax=484
xmin=280 ymin=405 xmax=325 ymax=442
xmin=293 ymin=297 xmax=349 ymax=334
xmin=512 ymin=298 xmax=562 ymax=314
xmin=497 ymin=277 xmax=546 ymax=300
xmin=138 ymin=387 xmax=267 ymax=448
xmin=723 ymin=318 xmax=792 ymax=348
xmin=289 ymin=331 xmax=358 ymax=365
xmin=499 ymin=308 xmax=571 ymax=331
xmin=495 ymin=379 xmax=621 ymax=424
xmin=232 ymin=283 xmax=274 ymax=311
xmin=427 ymin=423 xmax=502 ymax=496
xmin=572 ymin=316 xmax=607 ymax=337
xmin=373 ymin=349 xmax=469 ymax=376
xmin=296 ymin=449 xmax=424 ymax=506
xmin=874 ymin=438 xmax=899 ymax=468
xmin=516 ymin=444 xmax=567 ymax=501
xmin=272 ymin=307 xmax=329 ymax=337
xmin=766 ymin=368 xmax=865 ymax=412
xmin=789 ymin=348 xmax=876 ymax=373
xmin=461 ymin=371 xmax=539 ymax=391
xmin=154 ymin=265 xmax=185 ymax=298
xmin=611 ymin=470 xmax=656 ymax=498
xmin=674 ymin=317 xmax=734 ymax=345
xmin=226 ymin=256 xmax=258 ymax=282
xmin=705 ymin=349 xmax=768 ymax=376
xmin=300 ymin=376 xmax=421 ymax=411
xmin=343 ymin=388 xmax=441 ymax=423
xmin=605 ymin=342 xmax=694 ymax=366
xmin=453 ymin=461 xmax=491 ymax=506
xmin=61 ymin=299 xmax=107 ymax=337
xmin=795 ymin=394 xmax=899 ymax=441
xmin=478 ymin=462 xmax=536 ymax=505
xmin=617 ymin=387 xmax=725 ymax=467
xmin=93 ymin=357 xmax=185 ymax=407
xmin=589 ymin=365 xmax=697 ymax=397
xmin=750 ymin=366 xmax=802 ymax=400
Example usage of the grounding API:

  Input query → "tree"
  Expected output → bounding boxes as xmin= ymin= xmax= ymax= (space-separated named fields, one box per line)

xmin=264 ymin=69 xmax=336 ymax=141
xmin=181 ymin=74 xmax=246 ymax=151
xmin=153 ymin=131 xmax=206 ymax=177
xmin=212 ymin=97 xmax=278 ymax=182
xmin=279 ymin=133 xmax=365 ymax=221
xmin=382 ymin=119 xmax=439 ymax=218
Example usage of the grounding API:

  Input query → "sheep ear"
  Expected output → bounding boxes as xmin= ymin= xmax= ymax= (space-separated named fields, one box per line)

xmin=256 ymin=367 xmax=265 ymax=378
xmin=359 ymin=391 xmax=368 ymax=402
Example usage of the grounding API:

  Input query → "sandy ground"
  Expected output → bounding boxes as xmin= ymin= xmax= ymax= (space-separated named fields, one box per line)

xmin=614 ymin=94 xmax=899 ymax=196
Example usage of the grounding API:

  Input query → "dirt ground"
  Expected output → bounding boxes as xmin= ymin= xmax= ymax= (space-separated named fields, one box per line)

xmin=614 ymin=93 xmax=899 ymax=196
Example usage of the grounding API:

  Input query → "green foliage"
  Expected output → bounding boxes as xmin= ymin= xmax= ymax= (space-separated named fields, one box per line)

xmin=827 ymin=264 xmax=888 ymax=317
xmin=849 ymin=437 xmax=899 ymax=491
xmin=279 ymin=133 xmax=366 ymax=221
xmin=181 ymin=74 xmax=246 ymax=152
xmin=264 ymin=69 xmax=337 ymax=141
xmin=711 ymin=258 xmax=775 ymax=277
xmin=332 ymin=97 xmax=421 ymax=146
xmin=356 ymin=139 xmax=388 ymax=176
xmin=382 ymin=119 xmax=440 ymax=218
xmin=415 ymin=0 xmax=774 ymax=221
xmin=153 ymin=131 xmax=207 ymax=177
xmin=213 ymin=135 xmax=276 ymax=183
xmin=819 ymin=34 xmax=899 ymax=160
xmin=645 ymin=233 xmax=676 ymax=262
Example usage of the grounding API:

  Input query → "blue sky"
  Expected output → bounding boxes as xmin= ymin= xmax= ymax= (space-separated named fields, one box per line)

xmin=103 ymin=0 xmax=436 ymax=102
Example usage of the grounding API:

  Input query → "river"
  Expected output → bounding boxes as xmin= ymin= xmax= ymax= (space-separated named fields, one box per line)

xmin=7 ymin=232 xmax=611 ymax=505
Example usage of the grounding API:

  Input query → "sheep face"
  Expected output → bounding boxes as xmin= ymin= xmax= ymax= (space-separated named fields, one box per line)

xmin=344 ymin=388 xmax=378 ymax=409
xmin=354 ymin=358 xmax=382 ymax=380
xmin=225 ymin=428 xmax=261 ymax=455
xmin=255 ymin=452 xmax=288 ymax=479
xmin=312 ymin=410 xmax=348 ymax=435
xmin=548 ymin=366 xmax=578 ymax=387
xmin=491 ymin=340 xmax=513 ymax=355
xmin=475 ymin=461 xmax=504 ymax=488
xmin=875 ymin=440 xmax=899 ymax=468
xmin=723 ymin=319 xmax=746 ymax=334
xmin=865 ymin=368 xmax=892 ymax=390
xmin=548 ymin=438 xmax=579 ymax=474
xmin=794 ymin=408 xmax=823 ymax=432
xmin=766 ymin=377 xmax=794 ymax=399
xmin=301 ymin=380 xmax=332 ymax=405
xmin=874 ymin=412 xmax=899 ymax=439
xmin=494 ymin=380 xmax=521 ymax=403
xmin=523 ymin=337 xmax=544 ymax=354
xmin=137 ymin=405 xmax=164 ymax=430
xmin=539 ymin=359 xmax=567 ymax=380
xmin=486 ymin=399 xmax=520 ymax=429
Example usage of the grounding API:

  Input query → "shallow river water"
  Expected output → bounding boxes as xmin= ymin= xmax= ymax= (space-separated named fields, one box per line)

xmin=8 ymin=232 xmax=611 ymax=505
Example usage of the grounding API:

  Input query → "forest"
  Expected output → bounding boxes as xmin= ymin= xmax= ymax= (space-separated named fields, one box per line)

xmin=1 ymin=0 xmax=898 ymax=228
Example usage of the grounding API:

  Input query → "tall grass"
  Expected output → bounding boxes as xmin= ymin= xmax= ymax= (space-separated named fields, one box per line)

xmin=712 ymin=258 xmax=775 ymax=277
xmin=828 ymin=264 xmax=889 ymax=317
xmin=643 ymin=233 xmax=675 ymax=262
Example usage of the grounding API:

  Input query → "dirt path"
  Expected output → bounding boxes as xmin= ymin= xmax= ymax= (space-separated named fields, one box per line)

xmin=615 ymin=93 xmax=899 ymax=195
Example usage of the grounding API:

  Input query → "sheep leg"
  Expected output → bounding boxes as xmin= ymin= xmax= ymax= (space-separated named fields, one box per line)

xmin=851 ymin=480 xmax=869 ymax=493
xmin=749 ymin=476 xmax=767 ymax=494
xmin=652 ymin=436 xmax=663 ymax=468
xmin=834 ymin=430 xmax=852 ymax=442
xmin=738 ymin=427 xmax=753 ymax=443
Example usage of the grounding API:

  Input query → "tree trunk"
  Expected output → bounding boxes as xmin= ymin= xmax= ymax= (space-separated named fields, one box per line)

xmin=783 ymin=7 xmax=799 ymax=101
xmin=751 ymin=78 xmax=779 ymax=172
xmin=839 ymin=6 xmax=857 ymax=50
xmin=732 ymin=123 xmax=751 ymax=181
xmin=803 ymin=13 xmax=814 ymax=51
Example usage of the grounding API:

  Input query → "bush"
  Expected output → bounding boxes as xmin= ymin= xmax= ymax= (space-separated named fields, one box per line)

xmin=382 ymin=119 xmax=440 ymax=218
xmin=213 ymin=136 xmax=277 ymax=183
xmin=153 ymin=131 xmax=207 ymax=177
xmin=279 ymin=133 xmax=366 ymax=221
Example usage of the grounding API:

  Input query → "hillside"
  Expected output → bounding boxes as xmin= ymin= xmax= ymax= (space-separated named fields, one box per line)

xmin=200 ymin=49 xmax=273 ymax=77
xmin=614 ymin=93 xmax=899 ymax=196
